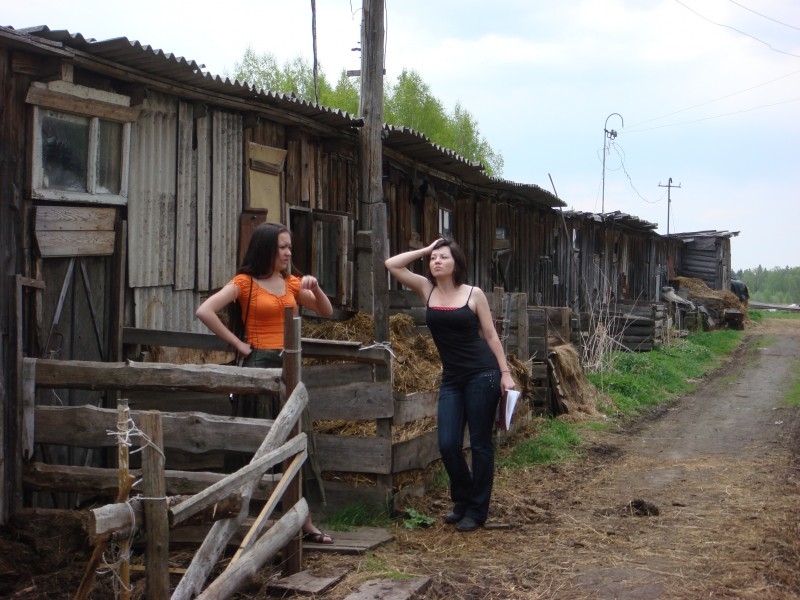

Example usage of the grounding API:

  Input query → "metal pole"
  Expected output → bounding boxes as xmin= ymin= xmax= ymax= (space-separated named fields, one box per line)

xmin=601 ymin=112 xmax=623 ymax=214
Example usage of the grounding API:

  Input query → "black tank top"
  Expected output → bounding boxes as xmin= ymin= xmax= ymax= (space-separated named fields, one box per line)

xmin=426 ymin=286 xmax=499 ymax=383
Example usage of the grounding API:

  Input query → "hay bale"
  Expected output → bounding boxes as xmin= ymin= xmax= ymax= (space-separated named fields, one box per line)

xmin=303 ymin=312 xmax=442 ymax=394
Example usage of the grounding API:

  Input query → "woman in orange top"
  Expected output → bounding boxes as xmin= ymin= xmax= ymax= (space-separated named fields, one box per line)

xmin=196 ymin=221 xmax=334 ymax=543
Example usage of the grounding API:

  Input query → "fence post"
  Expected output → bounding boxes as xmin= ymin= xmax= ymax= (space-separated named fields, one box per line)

xmin=140 ymin=411 xmax=170 ymax=599
xmin=282 ymin=308 xmax=303 ymax=574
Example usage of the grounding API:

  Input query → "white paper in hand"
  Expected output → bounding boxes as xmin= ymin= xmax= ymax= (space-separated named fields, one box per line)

xmin=497 ymin=389 xmax=520 ymax=431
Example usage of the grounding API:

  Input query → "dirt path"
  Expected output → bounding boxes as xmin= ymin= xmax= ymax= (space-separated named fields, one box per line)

xmin=558 ymin=317 xmax=800 ymax=599
xmin=315 ymin=318 xmax=800 ymax=599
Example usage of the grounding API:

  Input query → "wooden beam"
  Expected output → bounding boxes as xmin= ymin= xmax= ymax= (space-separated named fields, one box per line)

xmin=34 ymin=405 xmax=273 ymax=454
xmin=22 ymin=462 xmax=278 ymax=498
xmin=25 ymin=85 xmax=141 ymax=122
xmin=168 ymin=434 xmax=306 ymax=528
xmin=27 ymin=357 xmax=281 ymax=394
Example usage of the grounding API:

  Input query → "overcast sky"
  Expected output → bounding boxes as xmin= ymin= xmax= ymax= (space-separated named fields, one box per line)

xmin=6 ymin=0 xmax=799 ymax=271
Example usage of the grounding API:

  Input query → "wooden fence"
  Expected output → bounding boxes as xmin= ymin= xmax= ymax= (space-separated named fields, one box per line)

xmin=20 ymin=355 xmax=309 ymax=598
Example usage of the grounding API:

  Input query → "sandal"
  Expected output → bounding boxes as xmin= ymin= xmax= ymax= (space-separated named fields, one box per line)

xmin=303 ymin=530 xmax=334 ymax=544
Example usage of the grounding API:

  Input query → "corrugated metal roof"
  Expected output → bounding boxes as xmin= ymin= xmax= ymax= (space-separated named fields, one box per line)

xmin=670 ymin=230 xmax=740 ymax=240
xmin=11 ymin=26 xmax=364 ymax=130
xmin=383 ymin=125 xmax=564 ymax=209
xmin=563 ymin=210 xmax=659 ymax=232
xmin=4 ymin=25 xmax=565 ymax=210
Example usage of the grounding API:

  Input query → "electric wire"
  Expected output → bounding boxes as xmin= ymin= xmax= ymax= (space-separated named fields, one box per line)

xmin=726 ymin=0 xmax=800 ymax=31
xmin=625 ymin=96 xmax=800 ymax=133
xmin=627 ymin=69 xmax=800 ymax=129
xmin=673 ymin=0 xmax=800 ymax=58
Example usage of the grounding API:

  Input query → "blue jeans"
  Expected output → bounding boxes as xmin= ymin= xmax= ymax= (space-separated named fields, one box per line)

xmin=437 ymin=369 xmax=500 ymax=523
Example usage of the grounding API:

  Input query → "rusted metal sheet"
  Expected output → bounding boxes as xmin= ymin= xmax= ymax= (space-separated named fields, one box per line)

xmin=196 ymin=115 xmax=212 ymax=292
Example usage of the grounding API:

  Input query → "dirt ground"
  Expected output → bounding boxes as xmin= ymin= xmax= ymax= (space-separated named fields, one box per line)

xmin=1 ymin=317 xmax=798 ymax=599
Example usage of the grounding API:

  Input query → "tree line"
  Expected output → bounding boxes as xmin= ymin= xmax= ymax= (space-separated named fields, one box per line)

xmin=735 ymin=266 xmax=800 ymax=305
xmin=232 ymin=47 xmax=503 ymax=176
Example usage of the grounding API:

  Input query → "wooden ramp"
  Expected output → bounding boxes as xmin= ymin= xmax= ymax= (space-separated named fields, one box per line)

xmin=268 ymin=528 xmax=397 ymax=596
xmin=268 ymin=567 xmax=352 ymax=595
xmin=302 ymin=526 xmax=395 ymax=554
xmin=343 ymin=577 xmax=431 ymax=599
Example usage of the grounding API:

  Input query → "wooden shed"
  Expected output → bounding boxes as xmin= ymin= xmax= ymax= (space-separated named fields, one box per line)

xmin=670 ymin=230 xmax=739 ymax=292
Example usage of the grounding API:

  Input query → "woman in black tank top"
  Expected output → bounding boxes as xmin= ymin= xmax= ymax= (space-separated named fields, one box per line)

xmin=385 ymin=238 xmax=516 ymax=531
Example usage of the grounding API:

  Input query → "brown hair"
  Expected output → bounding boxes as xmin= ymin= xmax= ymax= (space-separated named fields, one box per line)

xmin=427 ymin=238 xmax=468 ymax=286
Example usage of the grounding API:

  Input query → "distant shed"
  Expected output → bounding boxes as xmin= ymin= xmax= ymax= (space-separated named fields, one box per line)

xmin=671 ymin=230 xmax=740 ymax=292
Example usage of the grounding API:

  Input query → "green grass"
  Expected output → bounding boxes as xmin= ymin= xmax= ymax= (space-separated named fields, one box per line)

xmin=750 ymin=309 xmax=800 ymax=322
xmin=786 ymin=360 xmax=800 ymax=408
xmin=587 ymin=330 xmax=743 ymax=418
xmin=498 ymin=419 xmax=582 ymax=468
xmin=324 ymin=502 xmax=393 ymax=531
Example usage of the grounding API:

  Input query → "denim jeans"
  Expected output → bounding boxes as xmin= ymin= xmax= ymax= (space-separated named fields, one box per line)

xmin=437 ymin=369 xmax=500 ymax=523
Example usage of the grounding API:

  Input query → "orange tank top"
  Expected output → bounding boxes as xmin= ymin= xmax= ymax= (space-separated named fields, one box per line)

xmin=230 ymin=273 xmax=302 ymax=350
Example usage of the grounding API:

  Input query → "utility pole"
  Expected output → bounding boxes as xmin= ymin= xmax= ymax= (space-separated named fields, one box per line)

xmin=601 ymin=112 xmax=623 ymax=214
xmin=358 ymin=0 xmax=388 ymax=343
xmin=658 ymin=178 xmax=681 ymax=236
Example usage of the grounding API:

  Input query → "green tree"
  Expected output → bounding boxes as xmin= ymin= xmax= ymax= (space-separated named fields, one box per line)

xmin=739 ymin=266 xmax=800 ymax=304
xmin=233 ymin=52 xmax=504 ymax=176
xmin=384 ymin=69 xmax=449 ymax=141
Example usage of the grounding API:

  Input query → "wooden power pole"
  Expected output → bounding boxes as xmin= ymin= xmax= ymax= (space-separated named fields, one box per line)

xmin=358 ymin=0 xmax=389 ymax=343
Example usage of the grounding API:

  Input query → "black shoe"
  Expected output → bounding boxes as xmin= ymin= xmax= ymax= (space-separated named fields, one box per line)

xmin=455 ymin=516 xmax=483 ymax=532
xmin=444 ymin=510 xmax=465 ymax=524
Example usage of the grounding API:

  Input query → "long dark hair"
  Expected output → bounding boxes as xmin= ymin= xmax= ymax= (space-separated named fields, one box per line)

xmin=237 ymin=222 xmax=290 ymax=278
xmin=427 ymin=238 xmax=468 ymax=286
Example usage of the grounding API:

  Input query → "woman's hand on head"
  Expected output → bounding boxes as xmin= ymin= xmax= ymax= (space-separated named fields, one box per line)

xmin=425 ymin=238 xmax=443 ymax=255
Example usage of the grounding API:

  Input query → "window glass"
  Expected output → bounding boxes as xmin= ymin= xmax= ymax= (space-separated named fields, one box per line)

xmin=97 ymin=119 xmax=123 ymax=194
xmin=439 ymin=208 xmax=452 ymax=237
xmin=41 ymin=111 xmax=89 ymax=192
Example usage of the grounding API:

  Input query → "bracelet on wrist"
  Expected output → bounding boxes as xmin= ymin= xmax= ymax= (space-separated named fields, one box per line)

xmin=501 ymin=370 xmax=511 ymax=373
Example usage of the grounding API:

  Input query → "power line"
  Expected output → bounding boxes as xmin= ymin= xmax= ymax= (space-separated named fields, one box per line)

xmin=726 ymin=0 xmax=800 ymax=32
xmin=611 ymin=143 xmax=660 ymax=204
xmin=673 ymin=0 xmax=800 ymax=58
xmin=625 ymin=96 xmax=800 ymax=133
xmin=627 ymin=69 xmax=800 ymax=129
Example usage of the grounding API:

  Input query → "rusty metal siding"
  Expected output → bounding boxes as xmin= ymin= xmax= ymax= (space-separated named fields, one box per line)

xmin=175 ymin=101 xmax=197 ymax=291
xmin=128 ymin=90 xmax=178 ymax=288
xmin=209 ymin=110 xmax=242 ymax=290
xmin=134 ymin=287 xmax=210 ymax=332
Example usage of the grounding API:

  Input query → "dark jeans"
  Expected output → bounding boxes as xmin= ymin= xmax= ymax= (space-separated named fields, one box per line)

xmin=437 ymin=369 xmax=500 ymax=523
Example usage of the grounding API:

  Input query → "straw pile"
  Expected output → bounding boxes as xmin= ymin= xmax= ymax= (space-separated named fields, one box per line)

xmin=549 ymin=344 xmax=610 ymax=420
xmin=303 ymin=311 xmax=442 ymax=394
